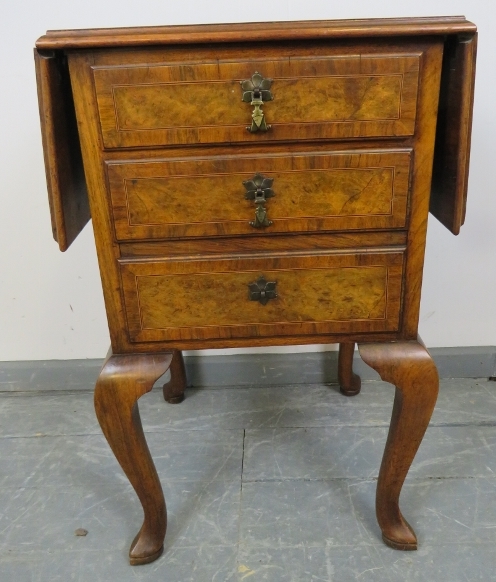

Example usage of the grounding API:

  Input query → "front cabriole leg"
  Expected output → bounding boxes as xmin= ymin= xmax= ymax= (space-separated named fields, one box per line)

xmin=358 ymin=338 xmax=439 ymax=550
xmin=94 ymin=353 xmax=172 ymax=565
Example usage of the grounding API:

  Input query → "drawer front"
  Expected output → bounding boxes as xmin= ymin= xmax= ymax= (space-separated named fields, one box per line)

xmin=107 ymin=150 xmax=411 ymax=240
xmin=120 ymin=250 xmax=404 ymax=343
xmin=94 ymin=52 xmax=420 ymax=148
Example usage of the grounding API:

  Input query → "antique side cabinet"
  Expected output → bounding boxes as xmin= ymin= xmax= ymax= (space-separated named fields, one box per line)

xmin=35 ymin=17 xmax=477 ymax=565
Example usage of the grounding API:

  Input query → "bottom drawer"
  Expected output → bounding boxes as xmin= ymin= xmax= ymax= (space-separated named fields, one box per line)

xmin=119 ymin=250 xmax=404 ymax=343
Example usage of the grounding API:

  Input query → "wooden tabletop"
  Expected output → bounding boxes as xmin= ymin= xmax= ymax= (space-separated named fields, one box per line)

xmin=36 ymin=16 xmax=476 ymax=50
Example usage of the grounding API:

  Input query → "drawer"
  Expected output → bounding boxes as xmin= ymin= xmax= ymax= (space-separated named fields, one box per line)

xmin=107 ymin=149 xmax=411 ymax=240
xmin=119 ymin=249 xmax=404 ymax=343
xmin=94 ymin=50 xmax=420 ymax=149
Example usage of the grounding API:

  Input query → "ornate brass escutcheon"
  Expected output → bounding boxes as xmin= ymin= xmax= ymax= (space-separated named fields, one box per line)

xmin=241 ymin=72 xmax=273 ymax=133
xmin=242 ymin=173 xmax=275 ymax=228
xmin=248 ymin=276 xmax=277 ymax=305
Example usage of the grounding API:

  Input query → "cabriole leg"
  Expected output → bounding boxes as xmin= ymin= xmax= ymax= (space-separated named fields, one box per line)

xmin=358 ymin=338 xmax=439 ymax=550
xmin=94 ymin=353 xmax=172 ymax=565
xmin=162 ymin=349 xmax=187 ymax=404
xmin=338 ymin=342 xmax=361 ymax=396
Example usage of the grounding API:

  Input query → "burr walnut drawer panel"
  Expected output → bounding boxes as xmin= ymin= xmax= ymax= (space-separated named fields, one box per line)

xmin=119 ymin=250 xmax=405 ymax=343
xmin=93 ymin=51 xmax=420 ymax=149
xmin=107 ymin=150 xmax=412 ymax=240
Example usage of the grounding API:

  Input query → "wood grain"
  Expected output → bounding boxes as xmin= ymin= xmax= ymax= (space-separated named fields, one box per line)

xmin=162 ymin=349 xmax=186 ymax=403
xmin=400 ymin=42 xmax=444 ymax=337
xmin=94 ymin=353 xmax=172 ymax=564
xmin=430 ymin=33 xmax=477 ymax=234
xmin=338 ymin=342 xmax=361 ymax=395
xmin=36 ymin=19 xmax=476 ymax=563
xmin=68 ymin=52 xmax=131 ymax=352
xmin=358 ymin=338 xmax=439 ymax=550
xmin=35 ymin=16 xmax=476 ymax=50
xmin=119 ymin=231 xmax=408 ymax=258
xmin=34 ymin=49 xmax=90 ymax=251
xmin=94 ymin=52 xmax=419 ymax=148
xmin=65 ymin=35 xmax=448 ymax=349
xmin=119 ymin=250 xmax=405 ymax=342
xmin=107 ymin=150 xmax=411 ymax=240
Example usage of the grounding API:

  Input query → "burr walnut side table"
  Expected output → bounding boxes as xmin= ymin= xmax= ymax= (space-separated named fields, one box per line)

xmin=35 ymin=16 xmax=477 ymax=565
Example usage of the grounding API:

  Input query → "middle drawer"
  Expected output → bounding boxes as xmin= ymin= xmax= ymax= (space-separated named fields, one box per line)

xmin=106 ymin=149 xmax=411 ymax=241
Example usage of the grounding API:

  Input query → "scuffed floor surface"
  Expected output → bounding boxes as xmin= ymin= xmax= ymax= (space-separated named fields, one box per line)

xmin=1 ymin=375 xmax=496 ymax=581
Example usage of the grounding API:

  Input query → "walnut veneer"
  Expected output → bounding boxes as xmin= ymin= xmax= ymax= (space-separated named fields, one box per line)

xmin=35 ymin=16 xmax=477 ymax=565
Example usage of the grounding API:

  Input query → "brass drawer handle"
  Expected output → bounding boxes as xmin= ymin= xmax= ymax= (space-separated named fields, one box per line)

xmin=248 ymin=276 xmax=277 ymax=305
xmin=243 ymin=172 xmax=274 ymax=228
xmin=241 ymin=72 xmax=273 ymax=133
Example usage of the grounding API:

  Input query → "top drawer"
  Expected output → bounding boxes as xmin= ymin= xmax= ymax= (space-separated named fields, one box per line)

xmin=93 ymin=50 xmax=420 ymax=149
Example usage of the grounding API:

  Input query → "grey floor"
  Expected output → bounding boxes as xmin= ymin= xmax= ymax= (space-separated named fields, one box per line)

xmin=1 ymin=369 xmax=496 ymax=581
